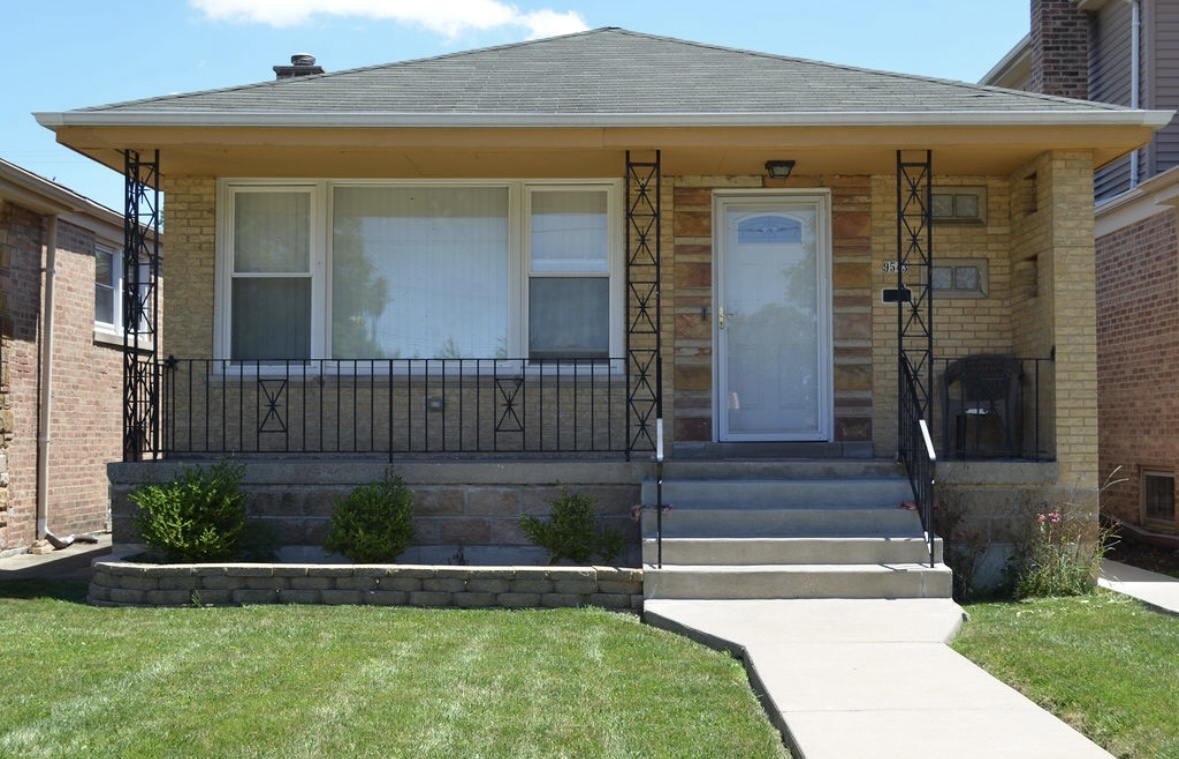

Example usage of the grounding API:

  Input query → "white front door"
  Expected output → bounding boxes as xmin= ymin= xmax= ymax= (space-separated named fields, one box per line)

xmin=714 ymin=193 xmax=832 ymax=441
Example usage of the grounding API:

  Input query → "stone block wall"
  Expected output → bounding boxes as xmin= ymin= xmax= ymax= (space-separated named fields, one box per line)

xmin=89 ymin=561 xmax=644 ymax=610
xmin=109 ymin=460 xmax=649 ymax=566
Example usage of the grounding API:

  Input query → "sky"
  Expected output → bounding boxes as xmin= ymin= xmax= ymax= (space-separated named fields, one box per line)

xmin=2 ymin=0 xmax=1032 ymax=212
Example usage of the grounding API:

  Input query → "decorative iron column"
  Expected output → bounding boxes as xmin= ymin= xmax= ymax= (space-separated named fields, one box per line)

xmin=896 ymin=150 xmax=934 ymax=437
xmin=625 ymin=151 xmax=662 ymax=459
xmin=123 ymin=149 xmax=161 ymax=461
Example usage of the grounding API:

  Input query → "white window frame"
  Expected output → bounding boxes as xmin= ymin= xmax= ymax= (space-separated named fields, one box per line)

xmin=94 ymin=242 xmax=120 ymax=333
xmin=94 ymin=240 xmax=151 ymax=342
xmin=215 ymin=178 xmax=623 ymax=372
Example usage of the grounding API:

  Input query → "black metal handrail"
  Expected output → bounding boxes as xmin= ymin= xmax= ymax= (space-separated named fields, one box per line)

xmin=159 ymin=357 xmax=654 ymax=459
xmin=900 ymin=361 xmax=937 ymax=567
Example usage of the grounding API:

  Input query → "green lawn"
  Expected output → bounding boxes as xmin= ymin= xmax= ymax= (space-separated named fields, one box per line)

xmin=0 ymin=579 xmax=788 ymax=758
xmin=953 ymin=591 xmax=1179 ymax=759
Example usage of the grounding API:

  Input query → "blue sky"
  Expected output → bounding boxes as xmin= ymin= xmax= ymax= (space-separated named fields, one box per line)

xmin=2 ymin=0 xmax=1031 ymax=211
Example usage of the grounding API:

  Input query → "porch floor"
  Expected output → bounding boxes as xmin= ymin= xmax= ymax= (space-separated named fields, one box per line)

xmin=644 ymin=598 xmax=1113 ymax=759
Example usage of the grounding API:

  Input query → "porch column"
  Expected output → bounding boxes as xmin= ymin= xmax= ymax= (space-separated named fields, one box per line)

xmin=122 ymin=149 xmax=161 ymax=461
xmin=625 ymin=150 xmax=662 ymax=459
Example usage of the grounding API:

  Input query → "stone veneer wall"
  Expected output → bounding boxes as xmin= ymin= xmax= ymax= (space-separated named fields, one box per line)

xmin=669 ymin=173 xmax=874 ymax=447
xmin=109 ymin=460 xmax=648 ymax=566
xmin=89 ymin=561 xmax=644 ymax=610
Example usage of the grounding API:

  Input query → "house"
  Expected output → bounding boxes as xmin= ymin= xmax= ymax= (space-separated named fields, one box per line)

xmin=983 ymin=0 xmax=1179 ymax=540
xmin=34 ymin=28 xmax=1167 ymax=582
xmin=0 ymin=158 xmax=159 ymax=555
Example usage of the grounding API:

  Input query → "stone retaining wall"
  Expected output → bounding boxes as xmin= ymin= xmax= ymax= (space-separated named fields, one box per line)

xmin=89 ymin=561 xmax=644 ymax=611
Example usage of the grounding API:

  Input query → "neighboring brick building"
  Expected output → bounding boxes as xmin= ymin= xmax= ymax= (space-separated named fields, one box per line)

xmin=0 ymin=158 xmax=159 ymax=554
xmin=984 ymin=0 xmax=1179 ymax=534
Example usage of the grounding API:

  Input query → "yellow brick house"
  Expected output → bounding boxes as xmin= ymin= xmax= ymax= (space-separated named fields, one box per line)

xmin=36 ymin=29 xmax=1168 ymax=593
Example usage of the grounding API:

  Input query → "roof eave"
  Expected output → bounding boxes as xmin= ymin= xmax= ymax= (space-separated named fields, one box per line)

xmin=35 ymin=109 xmax=1176 ymax=130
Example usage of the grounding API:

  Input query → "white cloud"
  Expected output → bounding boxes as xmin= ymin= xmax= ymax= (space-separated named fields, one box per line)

xmin=190 ymin=0 xmax=589 ymax=39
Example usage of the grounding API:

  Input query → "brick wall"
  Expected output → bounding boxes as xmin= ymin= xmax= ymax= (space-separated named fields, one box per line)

xmin=1 ymin=200 xmax=47 ymax=550
xmin=1096 ymin=208 xmax=1179 ymax=526
xmin=160 ymin=176 xmax=215 ymax=358
xmin=871 ymin=175 xmax=1016 ymax=457
xmin=1030 ymin=0 xmax=1091 ymax=99
xmin=0 ymin=200 xmax=126 ymax=552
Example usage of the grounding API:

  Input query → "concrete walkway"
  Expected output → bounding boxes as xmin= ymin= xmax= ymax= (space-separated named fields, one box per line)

xmin=0 ymin=534 xmax=112 ymax=580
xmin=1099 ymin=559 xmax=1179 ymax=614
xmin=644 ymin=597 xmax=1114 ymax=758
xmin=645 ymin=561 xmax=1179 ymax=758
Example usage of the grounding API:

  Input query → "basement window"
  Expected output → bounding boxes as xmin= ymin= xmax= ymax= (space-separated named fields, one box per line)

xmin=1143 ymin=471 xmax=1175 ymax=524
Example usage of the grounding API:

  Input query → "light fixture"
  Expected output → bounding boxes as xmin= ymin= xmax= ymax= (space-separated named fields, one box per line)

xmin=765 ymin=160 xmax=795 ymax=180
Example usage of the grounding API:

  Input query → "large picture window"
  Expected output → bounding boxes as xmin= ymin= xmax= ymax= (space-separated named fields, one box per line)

xmin=217 ymin=180 xmax=620 ymax=364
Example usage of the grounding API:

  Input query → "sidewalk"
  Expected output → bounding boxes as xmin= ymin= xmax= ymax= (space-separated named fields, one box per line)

xmin=1099 ymin=559 xmax=1179 ymax=614
xmin=0 ymin=534 xmax=112 ymax=580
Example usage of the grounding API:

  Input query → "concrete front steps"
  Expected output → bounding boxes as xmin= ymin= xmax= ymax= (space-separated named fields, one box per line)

xmin=640 ymin=460 xmax=952 ymax=600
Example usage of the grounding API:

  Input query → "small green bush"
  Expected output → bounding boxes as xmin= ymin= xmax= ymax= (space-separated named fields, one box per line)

xmin=323 ymin=468 xmax=416 ymax=563
xmin=130 ymin=460 xmax=259 ymax=563
xmin=520 ymin=486 xmax=624 ymax=565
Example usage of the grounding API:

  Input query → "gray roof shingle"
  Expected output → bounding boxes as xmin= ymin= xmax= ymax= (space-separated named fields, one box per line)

xmin=74 ymin=28 xmax=1127 ymax=119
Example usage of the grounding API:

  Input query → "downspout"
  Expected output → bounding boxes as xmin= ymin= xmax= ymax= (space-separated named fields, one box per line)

xmin=35 ymin=215 xmax=58 ymax=543
xmin=1130 ymin=0 xmax=1141 ymax=188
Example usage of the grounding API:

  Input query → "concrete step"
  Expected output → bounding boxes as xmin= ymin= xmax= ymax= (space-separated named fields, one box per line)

xmin=658 ymin=458 xmax=905 ymax=480
xmin=643 ymin=536 xmax=943 ymax=566
xmin=641 ymin=505 xmax=924 ymax=539
xmin=641 ymin=477 xmax=913 ymax=511
xmin=643 ymin=563 xmax=953 ymax=600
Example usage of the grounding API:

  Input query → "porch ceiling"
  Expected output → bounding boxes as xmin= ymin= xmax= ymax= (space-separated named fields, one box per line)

xmin=49 ymin=123 xmax=1158 ymax=180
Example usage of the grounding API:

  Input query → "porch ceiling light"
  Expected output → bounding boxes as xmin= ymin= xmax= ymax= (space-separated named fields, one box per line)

xmin=765 ymin=160 xmax=796 ymax=180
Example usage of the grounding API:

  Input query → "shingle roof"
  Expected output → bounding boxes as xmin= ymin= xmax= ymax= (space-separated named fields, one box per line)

xmin=74 ymin=27 xmax=1127 ymax=120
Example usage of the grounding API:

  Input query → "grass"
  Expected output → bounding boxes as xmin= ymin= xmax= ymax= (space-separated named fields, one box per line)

xmin=953 ymin=590 xmax=1179 ymax=759
xmin=0 ymin=579 xmax=788 ymax=758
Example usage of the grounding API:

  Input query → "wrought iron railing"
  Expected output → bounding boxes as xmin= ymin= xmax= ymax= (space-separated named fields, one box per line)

xmin=899 ymin=361 xmax=937 ymax=567
xmin=935 ymin=355 xmax=1054 ymax=461
xmin=158 ymin=357 xmax=654 ymax=460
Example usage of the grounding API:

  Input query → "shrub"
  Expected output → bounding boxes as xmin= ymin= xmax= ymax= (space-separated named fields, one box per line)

xmin=130 ymin=460 xmax=257 ymax=563
xmin=520 ymin=486 xmax=624 ymax=565
xmin=323 ymin=468 xmax=415 ymax=563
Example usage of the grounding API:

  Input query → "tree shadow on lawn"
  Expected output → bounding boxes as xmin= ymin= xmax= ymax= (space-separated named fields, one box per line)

xmin=0 ymin=578 xmax=90 ymax=603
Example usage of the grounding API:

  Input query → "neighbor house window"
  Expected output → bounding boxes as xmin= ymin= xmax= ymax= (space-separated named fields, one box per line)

xmin=95 ymin=243 xmax=150 ymax=334
xmin=217 ymin=180 xmax=621 ymax=364
xmin=95 ymin=244 xmax=117 ymax=328
xmin=1143 ymin=471 xmax=1175 ymax=524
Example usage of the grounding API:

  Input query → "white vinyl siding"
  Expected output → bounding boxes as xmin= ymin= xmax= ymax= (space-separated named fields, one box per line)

xmin=1091 ymin=0 xmax=1137 ymax=201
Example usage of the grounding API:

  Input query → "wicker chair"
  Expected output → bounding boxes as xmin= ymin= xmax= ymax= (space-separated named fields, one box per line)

xmin=940 ymin=354 xmax=1023 ymax=458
